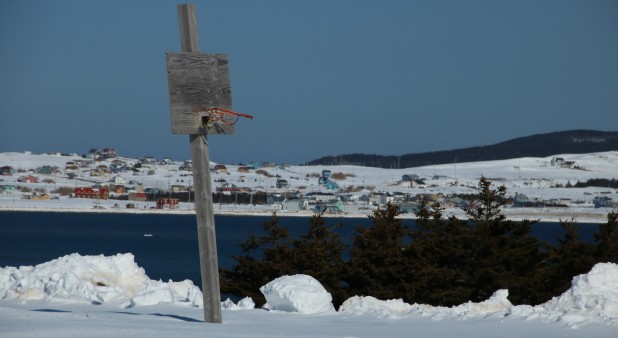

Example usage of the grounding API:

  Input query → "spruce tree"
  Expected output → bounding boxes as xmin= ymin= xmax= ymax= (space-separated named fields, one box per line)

xmin=595 ymin=211 xmax=618 ymax=263
xmin=289 ymin=213 xmax=348 ymax=306
xmin=532 ymin=218 xmax=596 ymax=303
xmin=410 ymin=197 xmax=472 ymax=305
xmin=220 ymin=213 xmax=293 ymax=305
xmin=462 ymin=177 xmax=545 ymax=304
xmin=347 ymin=203 xmax=412 ymax=301
xmin=221 ymin=212 xmax=349 ymax=307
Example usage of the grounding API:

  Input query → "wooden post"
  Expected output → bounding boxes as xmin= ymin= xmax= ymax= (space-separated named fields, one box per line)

xmin=177 ymin=3 xmax=222 ymax=323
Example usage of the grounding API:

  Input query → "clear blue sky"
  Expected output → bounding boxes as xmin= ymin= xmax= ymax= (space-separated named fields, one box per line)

xmin=1 ymin=0 xmax=617 ymax=164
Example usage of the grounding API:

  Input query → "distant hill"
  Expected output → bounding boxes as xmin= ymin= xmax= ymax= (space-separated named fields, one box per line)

xmin=307 ymin=130 xmax=618 ymax=168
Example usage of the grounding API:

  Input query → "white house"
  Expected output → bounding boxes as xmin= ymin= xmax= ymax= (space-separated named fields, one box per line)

xmin=112 ymin=176 xmax=126 ymax=185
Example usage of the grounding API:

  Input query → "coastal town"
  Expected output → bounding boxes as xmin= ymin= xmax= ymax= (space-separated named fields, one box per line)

xmin=1 ymin=148 xmax=616 ymax=222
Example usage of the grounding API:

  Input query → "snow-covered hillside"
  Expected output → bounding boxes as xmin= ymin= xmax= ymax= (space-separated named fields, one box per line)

xmin=0 ymin=151 xmax=616 ymax=222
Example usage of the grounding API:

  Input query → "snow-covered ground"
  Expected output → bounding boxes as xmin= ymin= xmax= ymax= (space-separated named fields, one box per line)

xmin=1 ymin=151 xmax=616 ymax=222
xmin=2 ymin=151 xmax=617 ymax=336
xmin=1 ymin=253 xmax=617 ymax=337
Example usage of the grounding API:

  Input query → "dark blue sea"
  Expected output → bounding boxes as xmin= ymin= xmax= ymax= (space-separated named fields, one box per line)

xmin=0 ymin=211 xmax=599 ymax=286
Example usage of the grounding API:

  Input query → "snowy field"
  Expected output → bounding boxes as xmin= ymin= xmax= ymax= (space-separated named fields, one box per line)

xmin=1 ymin=151 xmax=617 ymax=223
xmin=1 ymin=253 xmax=617 ymax=337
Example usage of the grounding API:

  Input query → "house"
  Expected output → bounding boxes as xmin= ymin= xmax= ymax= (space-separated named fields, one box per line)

xmin=216 ymin=183 xmax=242 ymax=192
xmin=276 ymin=179 xmax=289 ymax=189
xmin=0 ymin=166 xmax=15 ymax=176
xmin=0 ymin=185 xmax=15 ymax=193
xmin=156 ymin=198 xmax=179 ymax=209
xmin=74 ymin=187 xmax=109 ymax=199
xmin=397 ymin=202 xmax=419 ymax=214
xmin=212 ymin=164 xmax=227 ymax=173
xmin=246 ymin=162 xmax=260 ymax=170
xmin=312 ymin=199 xmax=345 ymax=214
xmin=401 ymin=174 xmax=420 ymax=182
xmin=179 ymin=162 xmax=192 ymax=171
xmin=139 ymin=156 xmax=157 ymax=165
xmin=593 ymin=196 xmax=613 ymax=208
xmin=100 ymin=148 xmax=117 ymax=159
xmin=112 ymin=185 xmax=126 ymax=194
xmin=267 ymin=194 xmax=286 ymax=205
xmin=402 ymin=174 xmax=425 ymax=187
xmin=550 ymin=157 xmax=564 ymax=167
xmin=171 ymin=185 xmax=186 ymax=193
xmin=551 ymin=157 xmax=576 ymax=168
xmin=36 ymin=165 xmax=55 ymax=174
xmin=238 ymin=166 xmax=251 ymax=173
xmin=96 ymin=165 xmax=110 ymax=174
xmin=129 ymin=192 xmax=147 ymax=201
xmin=310 ymin=192 xmax=336 ymax=203
xmin=557 ymin=198 xmax=572 ymax=207
xmin=65 ymin=162 xmax=79 ymax=170
xmin=18 ymin=175 xmax=38 ymax=183
xmin=111 ymin=176 xmax=126 ymax=185
xmin=144 ymin=188 xmax=161 ymax=195
xmin=341 ymin=194 xmax=360 ymax=203
xmin=281 ymin=198 xmax=302 ymax=211
xmin=380 ymin=193 xmax=396 ymax=205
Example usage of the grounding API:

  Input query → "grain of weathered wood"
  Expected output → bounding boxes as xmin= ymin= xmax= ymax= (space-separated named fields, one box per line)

xmin=175 ymin=3 xmax=222 ymax=324
xmin=166 ymin=52 xmax=234 ymax=135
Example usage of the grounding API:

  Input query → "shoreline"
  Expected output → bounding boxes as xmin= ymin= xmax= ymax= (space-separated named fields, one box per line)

xmin=0 ymin=205 xmax=612 ymax=224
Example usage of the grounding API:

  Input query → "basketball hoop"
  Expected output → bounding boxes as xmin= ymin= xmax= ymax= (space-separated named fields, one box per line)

xmin=204 ymin=107 xmax=253 ymax=127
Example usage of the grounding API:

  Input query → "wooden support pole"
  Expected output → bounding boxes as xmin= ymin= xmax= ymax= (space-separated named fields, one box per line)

xmin=177 ymin=3 xmax=222 ymax=324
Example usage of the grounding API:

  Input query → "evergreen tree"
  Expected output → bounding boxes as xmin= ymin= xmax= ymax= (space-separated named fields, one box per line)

xmin=465 ymin=176 xmax=507 ymax=225
xmin=461 ymin=177 xmax=545 ymax=304
xmin=347 ymin=203 xmax=412 ymax=301
xmin=531 ymin=218 xmax=596 ymax=303
xmin=410 ymin=197 xmax=473 ymax=305
xmin=220 ymin=213 xmax=292 ymax=305
xmin=221 ymin=212 xmax=348 ymax=307
xmin=595 ymin=211 xmax=618 ymax=263
xmin=289 ymin=213 xmax=348 ymax=306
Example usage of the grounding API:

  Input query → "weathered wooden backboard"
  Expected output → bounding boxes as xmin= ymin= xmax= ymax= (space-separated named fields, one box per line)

xmin=166 ymin=52 xmax=234 ymax=135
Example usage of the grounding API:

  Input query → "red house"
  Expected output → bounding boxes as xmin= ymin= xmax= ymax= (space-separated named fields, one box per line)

xmin=156 ymin=198 xmax=179 ymax=209
xmin=17 ymin=175 xmax=38 ymax=183
xmin=74 ymin=187 xmax=109 ymax=200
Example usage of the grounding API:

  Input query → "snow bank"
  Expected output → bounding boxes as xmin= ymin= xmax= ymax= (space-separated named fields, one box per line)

xmin=260 ymin=274 xmax=336 ymax=314
xmin=2 ymin=253 xmax=617 ymax=328
xmin=339 ymin=289 xmax=512 ymax=319
xmin=340 ymin=264 xmax=618 ymax=328
xmin=222 ymin=297 xmax=256 ymax=311
xmin=0 ymin=253 xmax=203 ymax=308
xmin=513 ymin=262 xmax=618 ymax=328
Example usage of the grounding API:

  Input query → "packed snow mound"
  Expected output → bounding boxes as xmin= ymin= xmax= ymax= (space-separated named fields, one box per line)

xmin=2 ymin=254 xmax=618 ymax=328
xmin=339 ymin=289 xmax=512 ymax=319
xmin=0 ymin=253 xmax=204 ymax=308
xmin=340 ymin=263 xmax=618 ymax=328
xmin=260 ymin=274 xmax=336 ymax=314
xmin=513 ymin=262 xmax=618 ymax=328
xmin=221 ymin=297 xmax=256 ymax=311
